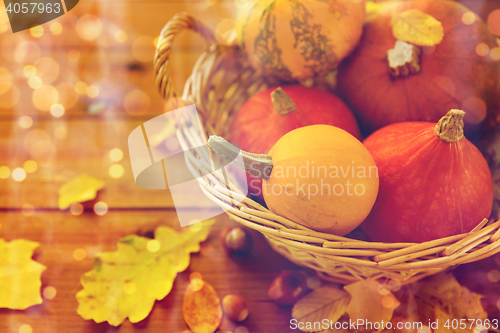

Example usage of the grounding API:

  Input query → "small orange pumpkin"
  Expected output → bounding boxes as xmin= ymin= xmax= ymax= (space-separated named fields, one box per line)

xmin=209 ymin=125 xmax=379 ymax=236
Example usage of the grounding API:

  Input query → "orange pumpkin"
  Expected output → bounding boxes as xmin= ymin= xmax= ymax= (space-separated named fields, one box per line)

xmin=362 ymin=110 xmax=493 ymax=243
xmin=337 ymin=0 xmax=500 ymax=135
xmin=236 ymin=0 xmax=366 ymax=81
xmin=209 ymin=125 xmax=379 ymax=236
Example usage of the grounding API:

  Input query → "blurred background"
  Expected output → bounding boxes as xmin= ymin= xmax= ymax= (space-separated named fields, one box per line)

xmin=0 ymin=0 xmax=499 ymax=332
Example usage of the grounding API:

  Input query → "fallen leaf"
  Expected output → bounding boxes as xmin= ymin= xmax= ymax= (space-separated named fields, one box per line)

xmin=291 ymin=286 xmax=351 ymax=333
xmin=58 ymin=173 xmax=105 ymax=210
xmin=183 ymin=279 xmax=222 ymax=333
xmin=0 ymin=239 xmax=46 ymax=310
xmin=76 ymin=219 xmax=214 ymax=326
xmin=408 ymin=272 xmax=487 ymax=332
xmin=391 ymin=9 xmax=444 ymax=46
xmin=344 ymin=279 xmax=400 ymax=332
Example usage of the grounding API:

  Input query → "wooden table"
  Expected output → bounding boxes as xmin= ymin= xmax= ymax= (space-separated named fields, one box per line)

xmin=0 ymin=1 xmax=500 ymax=332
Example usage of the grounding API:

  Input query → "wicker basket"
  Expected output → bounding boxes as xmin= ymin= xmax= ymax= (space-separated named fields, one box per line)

xmin=153 ymin=13 xmax=500 ymax=285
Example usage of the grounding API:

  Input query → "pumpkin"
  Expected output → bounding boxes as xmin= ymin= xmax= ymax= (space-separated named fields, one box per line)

xmin=229 ymin=85 xmax=361 ymax=201
xmin=236 ymin=0 xmax=366 ymax=82
xmin=209 ymin=125 xmax=379 ymax=236
xmin=361 ymin=110 xmax=493 ymax=243
xmin=337 ymin=0 xmax=500 ymax=135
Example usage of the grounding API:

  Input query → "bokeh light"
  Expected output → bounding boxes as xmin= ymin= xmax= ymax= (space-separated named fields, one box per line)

xmin=23 ymin=160 xmax=37 ymax=173
xmin=306 ymin=276 xmax=321 ymax=289
xmin=86 ymin=85 xmax=99 ymax=98
xmin=235 ymin=326 xmax=250 ymax=333
xmin=94 ymin=202 xmax=108 ymax=216
xmin=147 ymin=239 xmax=160 ymax=253
xmin=57 ymin=82 xmax=79 ymax=109
xmin=67 ymin=49 xmax=80 ymax=62
xmin=487 ymin=10 xmax=500 ymax=36
xmin=190 ymin=278 xmax=204 ymax=292
xmin=189 ymin=272 xmax=203 ymax=281
xmin=491 ymin=47 xmax=500 ymax=61
xmin=70 ymin=203 xmax=84 ymax=216
xmin=0 ymin=67 xmax=12 ymax=93
xmin=476 ymin=43 xmax=490 ymax=56
xmin=109 ymin=164 xmax=124 ymax=178
xmin=24 ymin=129 xmax=53 ymax=157
xmin=0 ymin=166 xmax=10 ymax=179
xmin=12 ymin=168 xmax=26 ymax=182
xmin=76 ymin=15 xmax=102 ymax=41
xmin=15 ymin=41 xmax=41 ymax=64
xmin=35 ymin=57 xmax=60 ymax=84
xmin=0 ymin=85 xmax=20 ymax=109
xmin=132 ymin=35 xmax=155 ymax=62
xmin=461 ymin=11 xmax=475 ymax=25
xmin=2 ymin=34 xmax=25 ymax=62
xmin=23 ymin=65 xmax=36 ymax=78
xmin=109 ymin=148 xmax=123 ymax=162
xmin=73 ymin=248 xmax=86 ymax=261
xmin=115 ymin=30 xmax=128 ymax=43
xmin=50 ymin=22 xmax=63 ymax=35
xmin=33 ymin=85 xmax=59 ymax=111
xmin=206 ymin=0 xmax=218 ymax=5
xmin=124 ymin=89 xmax=150 ymax=115
xmin=19 ymin=116 xmax=33 ymax=129
xmin=54 ymin=126 xmax=67 ymax=140
xmin=19 ymin=324 xmax=32 ymax=333
xmin=28 ymin=76 xmax=42 ymax=89
xmin=50 ymin=104 xmax=65 ymax=118
xmin=43 ymin=286 xmax=57 ymax=299
xmin=22 ymin=204 xmax=34 ymax=216
xmin=381 ymin=295 xmax=396 ymax=308
xmin=462 ymin=97 xmax=487 ymax=124
xmin=30 ymin=25 xmax=44 ymax=38
xmin=75 ymin=81 xmax=87 ymax=95
xmin=488 ymin=269 xmax=500 ymax=283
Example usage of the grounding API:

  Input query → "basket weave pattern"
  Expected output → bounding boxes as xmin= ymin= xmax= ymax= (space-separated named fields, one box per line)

xmin=154 ymin=13 xmax=500 ymax=285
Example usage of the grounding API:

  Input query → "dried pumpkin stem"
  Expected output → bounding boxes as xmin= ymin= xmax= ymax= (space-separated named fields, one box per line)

xmin=435 ymin=109 xmax=466 ymax=143
xmin=207 ymin=135 xmax=273 ymax=180
xmin=387 ymin=40 xmax=421 ymax=77
xmin=271 ymin=87 xmax=296 ymax=115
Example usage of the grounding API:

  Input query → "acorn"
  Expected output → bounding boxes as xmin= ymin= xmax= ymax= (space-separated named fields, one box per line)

xmin=220 ymin=227 xmax=252 ymax=255
xmin=267 ymin=270 xmax=309 ymax=306
xmin=222 ymin=294 xmax=249 ymax=322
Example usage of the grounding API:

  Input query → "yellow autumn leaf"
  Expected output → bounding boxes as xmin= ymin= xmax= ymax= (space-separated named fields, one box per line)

xmin=408 ymin=272 xmax=487 ymax=332
xmin=0 ymin=239 xmax=46 ymax=310
xmin=58 ymin=173 xmax=105 ymax=210
xmin=76 ymin=219 xmax=214 ymax=326
xmin=344 ymin=278 xmax=400 ymax=332
xmin=391 ymin=9 xmax=444 ymax=46
xmin=292 ymin=286 xmax=351 ymax=333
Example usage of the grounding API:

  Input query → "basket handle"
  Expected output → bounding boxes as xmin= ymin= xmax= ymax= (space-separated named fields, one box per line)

xmin=154 ymin=13 xmax=216 ymax=101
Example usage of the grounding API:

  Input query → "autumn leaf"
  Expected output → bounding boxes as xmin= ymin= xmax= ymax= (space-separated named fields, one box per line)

xmin=407 ymin=272 xmax=487 ymax=332
xmin=344 ymin=279 xmax=400 ymax=332
xmin=0 ymin=239 xmax=46 ymax=310
xmin=292 ymin=286 xmax=351 ymax=333
xmin=76 ymin=220 xmax=214 ymax=326
xmin=391 ymin=9 xmax=444 ymax=46
xmin=183 ymin=279 xmax=222 ymax=333
xmin=58 ymin=173 xmax=105 ymax=210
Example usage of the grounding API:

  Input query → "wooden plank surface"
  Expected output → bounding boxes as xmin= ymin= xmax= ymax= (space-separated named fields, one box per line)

xmin=0 ymin=211 xmax=299 ymax=333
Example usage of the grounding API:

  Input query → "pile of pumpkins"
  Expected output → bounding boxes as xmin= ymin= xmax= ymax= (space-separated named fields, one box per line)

xmin=217 ymin=0 xmax=500 ymax=243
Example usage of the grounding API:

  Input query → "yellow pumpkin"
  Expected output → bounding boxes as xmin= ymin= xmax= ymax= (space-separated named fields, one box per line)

xmin=236 ymin=0 xmax=366 ymax=82
xmin=208 ymin=125 xmax=379 ymax=236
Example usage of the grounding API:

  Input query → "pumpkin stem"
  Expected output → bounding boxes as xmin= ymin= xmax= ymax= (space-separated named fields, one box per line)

xmin=387 ymin=40 xmax=421 ymax=77
xmin=207 ymin=135 xmax=273 ymax=180
xmin=435 ymin=109 xmax=466 ymax=143
xmin=271 ymin=87 xmax=296 ymax=115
